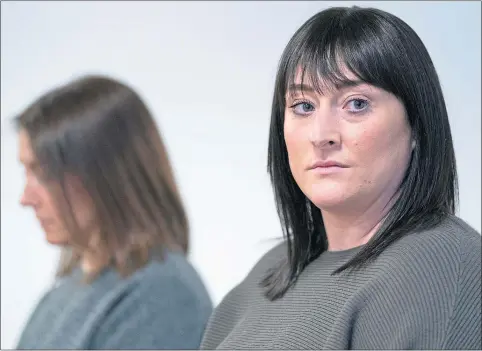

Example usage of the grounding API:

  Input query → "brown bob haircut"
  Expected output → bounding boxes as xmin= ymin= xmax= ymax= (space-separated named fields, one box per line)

xmin=15 ymin=74 xmax=189 ymax=280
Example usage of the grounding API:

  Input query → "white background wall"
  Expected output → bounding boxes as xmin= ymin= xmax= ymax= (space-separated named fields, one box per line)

xmin=1 ymin=1 xmax=480 ymax=348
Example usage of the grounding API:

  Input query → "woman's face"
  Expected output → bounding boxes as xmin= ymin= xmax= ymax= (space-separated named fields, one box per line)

xmin=283 ymin=69 xmax=414 ymax=214
xmin=18 ymin=130 xmax=96 ymax=246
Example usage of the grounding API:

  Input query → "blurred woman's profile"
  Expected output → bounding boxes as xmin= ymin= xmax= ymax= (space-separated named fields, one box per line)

xmin=15 ymin=75 xmax=213 ymax=349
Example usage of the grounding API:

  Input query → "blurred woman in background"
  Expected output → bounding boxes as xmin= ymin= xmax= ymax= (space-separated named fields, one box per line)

xmin=201 ymin=6 xmax=481 ymax=350
xmin=15 ymin=75 xmax=212 ymax=349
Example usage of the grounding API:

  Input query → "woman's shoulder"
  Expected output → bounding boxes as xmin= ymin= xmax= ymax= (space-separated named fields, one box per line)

xmin=352 ymin=215 xmax=481 ymax=348
xmin=387 ymin=215 xmax=480 ymax=261
xmin=89 ymin=250 xmax=213 ymax=319
xmin=429 ymin=214 xmax=481 ymax=243
xmin=372 ymin=215 xmax=481 ymax=286
xmin=87 ymin=252 xmax=213 ymax=349
xmin=205 ymin=240 xmax=287 ymax=311
xmin=247 ymin=239 xmax=288 ymax=277
xmin=93 ymin=252 xmax=213 ymax=330
xmin=133 ymin=251 xmax=212 ymax=304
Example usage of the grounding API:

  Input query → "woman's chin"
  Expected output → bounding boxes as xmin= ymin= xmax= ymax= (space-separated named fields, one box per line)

xmin=308 ymin=191 xmax=351 ymax=211
xmin=44 ymin=231 xmax=69 ymax=246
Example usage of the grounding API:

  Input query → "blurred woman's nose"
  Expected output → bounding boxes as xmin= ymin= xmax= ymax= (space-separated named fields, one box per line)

xmin=20 ymin=182 xmax=38 ymax=208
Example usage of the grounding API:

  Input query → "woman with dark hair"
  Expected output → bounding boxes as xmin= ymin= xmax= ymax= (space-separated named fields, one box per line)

xmin=15 ymin=75 xmax=213 ymax=349
xmin=201 ymin=6 xmax=481 ymax=350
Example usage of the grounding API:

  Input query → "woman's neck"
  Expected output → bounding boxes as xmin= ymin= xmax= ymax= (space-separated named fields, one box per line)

xmin=80 ymin=250 xmax=110 ymax=274
xmin=321 ymin=191 xmax=398 ymax=251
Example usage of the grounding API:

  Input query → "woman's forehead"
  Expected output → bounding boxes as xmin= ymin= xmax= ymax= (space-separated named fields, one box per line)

xmin=291 ymin=63 xmax=358 ymax=84
xmin=285 ymin=65 xmax=368 ymax=97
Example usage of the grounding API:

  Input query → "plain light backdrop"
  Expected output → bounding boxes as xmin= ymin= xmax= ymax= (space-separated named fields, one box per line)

xmin=1 ymin=1 xmax=480 ymax=348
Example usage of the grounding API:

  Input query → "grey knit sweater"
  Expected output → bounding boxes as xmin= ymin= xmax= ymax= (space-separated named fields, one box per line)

xmin=201 ymin=215 xmax=481 ymax=350
xmin=16 ymin=251 xmax=213 ymax=349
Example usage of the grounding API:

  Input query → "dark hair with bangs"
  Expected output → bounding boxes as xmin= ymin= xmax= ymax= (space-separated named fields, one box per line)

xmin=15 ymin=74 xmax=189 ymax=281
xmin=263 ymin=6 xmax=458 ymax=300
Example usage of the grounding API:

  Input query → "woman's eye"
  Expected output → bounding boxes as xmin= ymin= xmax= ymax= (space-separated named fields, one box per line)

xmin=345 ymin=98 xmax=369 ymax=113
xmin=291 ymin=102 xmax=315 ymax=115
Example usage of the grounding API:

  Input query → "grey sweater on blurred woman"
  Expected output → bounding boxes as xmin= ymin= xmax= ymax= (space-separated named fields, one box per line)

xmin=16 ymin=251 xmax=213 ymax=350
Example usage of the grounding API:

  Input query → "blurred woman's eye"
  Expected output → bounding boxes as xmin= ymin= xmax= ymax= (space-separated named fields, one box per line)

xmin=290 ymin=101 xmax=315 ymax=116
xmin=345 ymin=98 xmax=369 ymax=113
xmin=29 ymin=166 xmax=51 ymax=185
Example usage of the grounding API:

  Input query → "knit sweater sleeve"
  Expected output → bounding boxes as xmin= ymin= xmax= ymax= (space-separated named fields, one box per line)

xmin=348 ymin=232 xmax=481 ymax=350
xmin=88 ymin=275 xmax=211 ymax=350
xmin=441 ymin=233 xmax=481 ymax=349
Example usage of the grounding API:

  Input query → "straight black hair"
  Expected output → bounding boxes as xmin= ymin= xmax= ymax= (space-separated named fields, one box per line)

xmin=264 ymin=6 xmax=458 ymax=300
